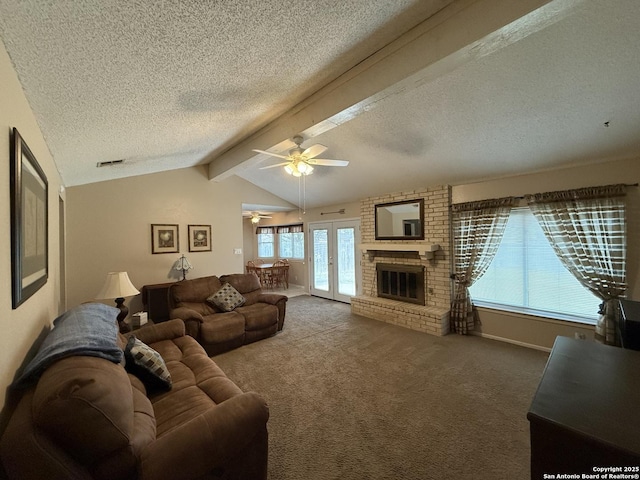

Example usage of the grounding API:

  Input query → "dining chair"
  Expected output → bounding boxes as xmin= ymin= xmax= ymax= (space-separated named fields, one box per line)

xmin=271 ymin=260 xmax=288 ymax=289
xmin=280 ymin=259 xmax=290 ymax=288
xmin=246 ymin=260 xmax=257 ymax=274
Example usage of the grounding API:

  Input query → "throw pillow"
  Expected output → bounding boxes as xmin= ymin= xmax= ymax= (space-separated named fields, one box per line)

xmin=124 ymin=336 xmax=172 ymax=391
xmin=207 ymin=282 xmax=246 ymax=312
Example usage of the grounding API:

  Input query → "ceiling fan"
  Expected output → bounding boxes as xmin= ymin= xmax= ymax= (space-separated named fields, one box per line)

xmin=253 ymin=135 xmax=349 ymax=176
xmin=243 ymin=211 xmax=272 ymax=224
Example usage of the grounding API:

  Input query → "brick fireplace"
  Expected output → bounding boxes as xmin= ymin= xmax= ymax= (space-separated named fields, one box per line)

xmin=351 ymin=185 xmax=451 ymax=336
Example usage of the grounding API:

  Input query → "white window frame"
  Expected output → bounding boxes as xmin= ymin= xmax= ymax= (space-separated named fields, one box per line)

xmin=257 ymin=232 xmax=274 ymax=259
xmin=256 ymin=224 xmax=305 ymax=261
xmin=278 ymin=231 xmax=305 ymax=260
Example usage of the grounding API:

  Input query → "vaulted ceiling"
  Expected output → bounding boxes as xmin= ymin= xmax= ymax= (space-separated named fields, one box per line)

xmin=1 ymin=0 xmax=639 ymax=210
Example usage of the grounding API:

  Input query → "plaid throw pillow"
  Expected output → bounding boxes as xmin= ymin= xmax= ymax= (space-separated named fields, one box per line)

xmin=124 ymin=336 xmax=172 ymax=390
xmin=207 ymin=282 xmax=246 ymax=312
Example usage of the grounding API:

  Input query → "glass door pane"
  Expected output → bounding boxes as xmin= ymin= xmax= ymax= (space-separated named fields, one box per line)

xmin=309 ymin=220 xmax=360 ymax=303
xmin=312 ymin=227 xmax=330 ymax=293
xmin=336 ymin=227 xmax=356 ymax=297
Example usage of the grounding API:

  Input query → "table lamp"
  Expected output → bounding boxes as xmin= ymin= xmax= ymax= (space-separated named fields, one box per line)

xmin=96 ymin=271 xmax=140 ymax=332
xmin=175 ymin=254 xmax=193 ymax=281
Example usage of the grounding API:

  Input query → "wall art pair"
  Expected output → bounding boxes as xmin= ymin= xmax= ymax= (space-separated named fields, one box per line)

xmin=151 ymin=224 xmax=211 ymax=254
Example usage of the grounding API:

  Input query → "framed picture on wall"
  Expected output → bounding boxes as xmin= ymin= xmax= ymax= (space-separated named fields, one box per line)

xmin=188 ymin=224 xmax=212 ymax=252
xmin=151 ymin=224 xmax=179 ymax=254
xmin=11 ymin=128 xmax=49 ymax=309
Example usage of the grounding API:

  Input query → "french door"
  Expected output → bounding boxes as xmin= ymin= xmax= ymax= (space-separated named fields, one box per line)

xmin=309 ymin=219 xmax=361 ymax=303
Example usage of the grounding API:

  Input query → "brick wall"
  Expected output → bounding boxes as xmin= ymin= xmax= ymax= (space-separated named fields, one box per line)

xmin=352 ymin=185 xmax=452 ymax=336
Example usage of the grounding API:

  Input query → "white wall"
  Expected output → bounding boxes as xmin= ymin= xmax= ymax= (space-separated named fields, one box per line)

xmin=452 ymin=157 xmax=640 ymax=350
xmin=66 ymin=169 xmax=292 ymax=314
xmin=0 ymin=40 xmax=63 ymax=415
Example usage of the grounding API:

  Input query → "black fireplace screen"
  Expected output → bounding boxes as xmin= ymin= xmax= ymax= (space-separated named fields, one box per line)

xmin=376 ymin=263 xmax=425 ymax=305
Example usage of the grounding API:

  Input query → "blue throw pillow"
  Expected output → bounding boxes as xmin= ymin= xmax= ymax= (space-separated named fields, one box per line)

xmin=124 ymin=336 xmax=172 ymax=391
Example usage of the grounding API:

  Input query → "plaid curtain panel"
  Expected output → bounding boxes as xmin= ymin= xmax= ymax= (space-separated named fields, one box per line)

xmin=526 ymin=184 xmax=627 ymax=346
xmin=450 ymin=197 xmax=516 ymax=334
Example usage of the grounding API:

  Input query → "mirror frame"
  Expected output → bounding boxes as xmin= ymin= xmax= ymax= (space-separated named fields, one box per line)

xmin=374 ymin=198 xmax=425 ymax=240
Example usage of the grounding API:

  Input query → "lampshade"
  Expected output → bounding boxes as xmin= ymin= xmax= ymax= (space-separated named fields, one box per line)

xmin=95 ymin=272 xmax=140 ymax=300
xmin=175 ymin=254 xmax=193 ymax=272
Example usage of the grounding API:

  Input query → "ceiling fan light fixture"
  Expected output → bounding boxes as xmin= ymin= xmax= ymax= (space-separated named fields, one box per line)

xmin=259 ymin=135 xmax=347 ymax=177
xmin=283 ymin=160 xmax=314 ymax=176
xmin=251 ymin=216 xmax=260 ymax=224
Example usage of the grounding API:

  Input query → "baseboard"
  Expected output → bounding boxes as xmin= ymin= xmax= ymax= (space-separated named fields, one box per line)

xmin=470 ymin=331 xmax=552 ymax=353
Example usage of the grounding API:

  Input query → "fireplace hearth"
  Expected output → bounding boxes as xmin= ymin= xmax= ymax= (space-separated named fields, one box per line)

xmin=376 ymin=263 xmax=425 ymax=306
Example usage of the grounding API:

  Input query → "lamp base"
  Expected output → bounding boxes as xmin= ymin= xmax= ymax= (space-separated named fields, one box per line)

xmin=115 ymin=297 xmax=131 ymax=333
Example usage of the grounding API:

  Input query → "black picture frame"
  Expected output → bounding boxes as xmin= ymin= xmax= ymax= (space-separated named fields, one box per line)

xmin=151 ymin=224 xmax=179 ymax=254
xmin=188 ymin=224 xmax=212 ymax=252
xmin=11 ymin=128 xmax=48 ymax=309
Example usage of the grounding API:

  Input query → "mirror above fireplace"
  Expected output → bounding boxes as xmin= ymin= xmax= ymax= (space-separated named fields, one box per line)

xmin=375 ymin=198 xmax=424 ymax=240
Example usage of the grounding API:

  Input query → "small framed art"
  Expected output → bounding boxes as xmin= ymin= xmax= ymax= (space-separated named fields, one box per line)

xmin=11 ymin=128 xmax=48 ymax=309
xmin=188 ymin=224 xmax=212 ymax=252
xmin=151 ymin=224 xmax=179 ymax=254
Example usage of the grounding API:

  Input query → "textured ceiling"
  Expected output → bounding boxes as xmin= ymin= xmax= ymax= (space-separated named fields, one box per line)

xmin=0 ymin=0 xmax=449 ymax=186
xmin=1 ymin=0 xmax=639 ymax=211
xmin=237 ymin=0 xmax=640 ymax=208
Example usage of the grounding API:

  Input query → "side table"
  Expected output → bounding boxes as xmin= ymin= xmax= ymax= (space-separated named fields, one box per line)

xmin=141 ymin=281 xmax=175 ymax=324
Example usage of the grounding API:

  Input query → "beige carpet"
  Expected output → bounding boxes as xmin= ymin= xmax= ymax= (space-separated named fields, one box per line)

xmin=214 ymin=295 xmax=549 ymax=480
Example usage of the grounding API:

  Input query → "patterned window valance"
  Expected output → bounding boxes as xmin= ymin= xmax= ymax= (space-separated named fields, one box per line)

xmin=277 ymin=224 xmax=303 ymax=234
xmin=525 ymin=184 xmax=626 ymax=204
xmin=451 ymin=197 xmax=518 ymax=213
xmin=256 ymin=224 xmax=304 ymax=235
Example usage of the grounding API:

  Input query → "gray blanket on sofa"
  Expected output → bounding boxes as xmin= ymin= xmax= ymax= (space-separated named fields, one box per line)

xmin=13 ymin=303 xmax=124 ymax=388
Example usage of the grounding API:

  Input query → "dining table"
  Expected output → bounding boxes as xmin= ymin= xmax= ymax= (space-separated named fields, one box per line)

xmin=248 ymin=263 xmax=289 ymax=289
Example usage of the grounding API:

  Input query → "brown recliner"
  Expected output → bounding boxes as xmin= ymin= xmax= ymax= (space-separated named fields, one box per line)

xmin=0 ymin=319 xmax=269 ymax=480
xmin=169 ymin=273 xmax=287 ymax=356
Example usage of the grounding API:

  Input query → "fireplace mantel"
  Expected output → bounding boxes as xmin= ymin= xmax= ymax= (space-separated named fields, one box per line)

xmin=359 ymin=243 xmax=440 ymax=261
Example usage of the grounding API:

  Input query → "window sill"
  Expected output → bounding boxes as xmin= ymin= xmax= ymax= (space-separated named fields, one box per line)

xmin=472 ymin=300 xmax=597 ymax=327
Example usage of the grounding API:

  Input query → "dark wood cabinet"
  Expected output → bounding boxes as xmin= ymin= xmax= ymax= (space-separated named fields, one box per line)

xmin=620 ymin=299 xmax=640 ymax=351
xmin=141 ymin=282 xmax=175 ymax=323
xmin=528 ymin=336 xmax=640 ymax=479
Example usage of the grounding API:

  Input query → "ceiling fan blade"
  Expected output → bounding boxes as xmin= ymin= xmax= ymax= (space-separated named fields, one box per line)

xmin=307 ymin=158 xmax=349 ymax=167
xmin=252 ymin=149 xmax=290 ymax=160
xmin=259 ymin=162 xmax=291 ymax=170
xmin=302 ymin=144 xmax=327 ymax=159
xmin=259 ymin=215 xmax=272 ymax=219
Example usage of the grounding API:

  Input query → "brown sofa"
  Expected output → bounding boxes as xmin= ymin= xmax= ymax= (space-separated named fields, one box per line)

xmin=168 ymin=273 xmax=287 ymax=356
xmin=1 ymin=309 xmax=269 ymax=480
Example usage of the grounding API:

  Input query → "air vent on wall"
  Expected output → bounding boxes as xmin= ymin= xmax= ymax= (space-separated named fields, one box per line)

xmin=96 ymin=159 xmax=125 ymax=168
